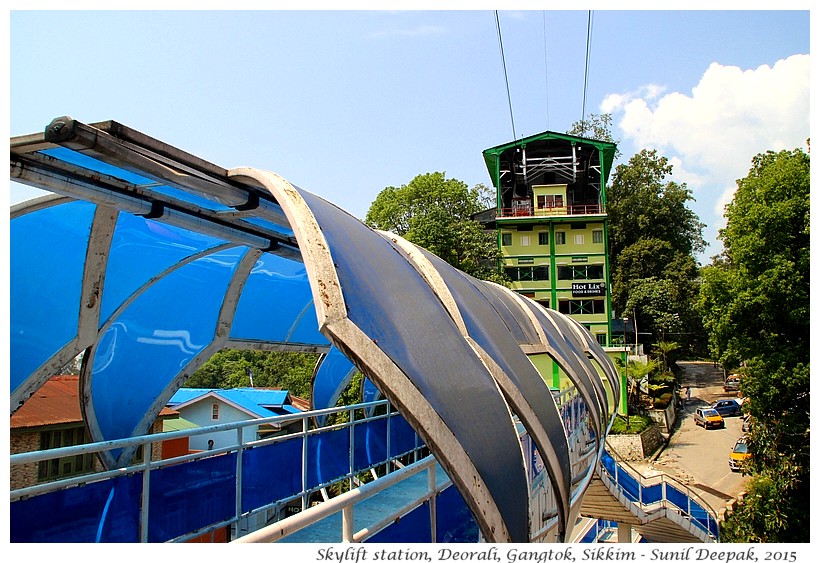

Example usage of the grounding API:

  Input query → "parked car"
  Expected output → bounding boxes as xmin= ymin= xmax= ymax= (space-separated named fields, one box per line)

xmin=694 ymin=407 xmax=724 ymax=429
xmin=729 ymin=436 xmax=751 ymax=472
xmin=723 ymin=374 xmax=741 ymax=393
xmin=711 ymin=399 xmax=742 ymax=417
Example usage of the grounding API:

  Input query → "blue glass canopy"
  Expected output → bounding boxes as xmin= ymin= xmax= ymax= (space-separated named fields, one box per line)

xmin=10 ymin=117 xmax=619 ymax=543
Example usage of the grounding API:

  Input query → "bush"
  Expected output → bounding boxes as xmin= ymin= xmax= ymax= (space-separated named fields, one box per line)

xmin=609 ymin=415 xmax=653 ymax=435
xmin=653 ymin=392 xmax=673 ymax=409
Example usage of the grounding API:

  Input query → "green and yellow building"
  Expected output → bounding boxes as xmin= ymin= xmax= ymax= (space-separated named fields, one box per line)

xmin=481 ymin=131 xmax=618 ymax=348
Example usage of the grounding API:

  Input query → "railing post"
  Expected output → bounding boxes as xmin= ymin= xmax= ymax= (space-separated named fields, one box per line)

xmin=140 ymin=451 xmax=152 ymax=542
xmin=342 ymin=505 xmax=354 ymax=542
xmin=428 ymin=462 xmax=437 ymax=543
xmin=386 ymin=406 xmax=392 ymax=474
xmin=235 ymin=427 xmax=244 ymax=535
xmin=349 ymin=405 xmax=356 ymax=490
xmin=302 ymin=415 xmax=309 ymax=511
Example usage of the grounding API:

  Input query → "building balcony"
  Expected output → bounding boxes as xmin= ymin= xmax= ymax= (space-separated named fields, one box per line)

xmin=497 ymin=204 xmax=605 ymax=219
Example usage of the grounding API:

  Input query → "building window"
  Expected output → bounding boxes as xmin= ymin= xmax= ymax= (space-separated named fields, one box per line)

xmin=538 ymin=232 xmax=549 ymax=245
xmin=212 ymin=403 xmax=220 ymax=420
xmin=536 ymin=194 xmax=564 ymax=209
xmin=557 ymin=265 xmax=604 ymax=280
xmin=520 ymin=235 xmax=531 ymax=247
xmin=555 ymin=231 xmax=566 ymax=245
xmin=558 ymin=299 xmax=606 ymax=315
xmin=596 ymin=333 xmax=608 ymax=346
xmin=501 ymin=232 xmax=513 ymax=246
xmin=574 ymin=234 xmax=585 ymax=245
xmin=592 ymin=230 xmax=604 ymax=244
xmin=505 ymin=266 xmax=549 ymax=282
xmin=37 ymin=427 xmax=94 ymax=482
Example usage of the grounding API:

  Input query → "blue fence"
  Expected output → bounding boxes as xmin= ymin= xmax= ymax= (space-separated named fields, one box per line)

xmin=600 ymin=450 xmax=719 ymax=540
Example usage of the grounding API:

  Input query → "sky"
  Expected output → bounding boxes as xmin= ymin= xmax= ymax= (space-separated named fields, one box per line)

xmin=7 ymin=5 xmax=812 ymax=264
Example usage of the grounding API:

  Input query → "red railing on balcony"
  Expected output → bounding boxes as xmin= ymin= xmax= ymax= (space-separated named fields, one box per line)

xmin=497 ymin=204 xmax=604 ymax=218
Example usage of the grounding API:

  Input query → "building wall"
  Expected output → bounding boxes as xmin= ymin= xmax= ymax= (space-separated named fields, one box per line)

xmin=10 ymin=433 xmax=39 ymax=490
xmin=175 ymin=400 xmax=260 ymax=451
xmin=500 ymin=218 xmax=610 ymax=345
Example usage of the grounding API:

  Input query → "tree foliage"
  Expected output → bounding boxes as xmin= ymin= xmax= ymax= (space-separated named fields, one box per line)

xmin=607 ymin=149 xmax=705 ymax=353
xmin=699 ymin=147 xmax=810 ymax=542
xmin=184 ymin=349 xmax=320 ymax=399
xmin=365 ymin=172 xmax=503 ymax=281
xmin=567 ymin=113 xmax=622 ymax=158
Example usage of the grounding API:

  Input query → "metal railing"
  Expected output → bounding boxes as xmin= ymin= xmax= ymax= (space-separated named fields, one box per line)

xmin=234 ymin=454 xmax=447 ymax=543
xmin=498 ymin=204 xmax=605 ymax=218
xmin=599 ymin=446 xmax=720 ymax=542
xmin=11 ymin=400 xmax=427 ymax=542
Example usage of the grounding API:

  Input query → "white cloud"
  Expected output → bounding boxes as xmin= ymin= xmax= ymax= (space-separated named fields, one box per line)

xmin=603 ymin=54 xmax=810 ymax=259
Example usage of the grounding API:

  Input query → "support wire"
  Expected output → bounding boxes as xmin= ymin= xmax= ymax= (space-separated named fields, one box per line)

xmin=495 ymin=11 xmax=517 ymax=141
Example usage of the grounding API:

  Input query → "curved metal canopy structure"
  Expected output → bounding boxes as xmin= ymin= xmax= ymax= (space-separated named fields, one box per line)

xmin=10 ymin=117 xmax=619 ymax=543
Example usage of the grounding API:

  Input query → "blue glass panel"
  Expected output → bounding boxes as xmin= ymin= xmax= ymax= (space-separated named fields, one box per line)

xmin=307 ymin=427 xmax=350 ymax=489
xmin=89 ymin=246 xmax=248 ymax=444
xmin=435 ymin=485 xmax=480 ymax=543
xmin=243 ymin=216 xmax=294 ymax=238
xmin=10 ymin=200 xmax=94 ymax=393
xmin=362 ymin=378 xmax=381 ymax=403
xmin=242 ymin=437 xmax=303 ymax=512
xmin=42 ymin=147 xmax=155 ymax=186
xmin=148 ymin=184 xmax=233 ymax=211
xmin=101 ymin=213 xmax=226 ymax=326
xmin=312 ymin=347 xmax=357 ymax=411
xmin=230 ymin=252 xmax=328 ymax=346
xmin=389 ymin=415 xmax=420 ymax=458
xmin=354 ymin=418 xmax=387 ymax=472
xmin=10 ymin=474 xmax=141 ymax=542
xmin=148 ymin=452 xmax=237 ymax=542
xmin=366 ymin=502 xmax=432 ymax=543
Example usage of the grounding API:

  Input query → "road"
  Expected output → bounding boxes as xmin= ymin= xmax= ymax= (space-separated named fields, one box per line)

xmin=633 ymin=361 xmax=750 ymax=513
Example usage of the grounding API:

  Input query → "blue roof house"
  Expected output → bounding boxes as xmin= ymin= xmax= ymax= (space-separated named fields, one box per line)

xmin=167 ymin=388 xmax=305 ymax=452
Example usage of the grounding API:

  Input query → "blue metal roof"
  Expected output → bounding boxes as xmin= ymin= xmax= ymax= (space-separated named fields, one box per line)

xmin=10 ymin=117 xmax=620 ymax=543
xmin=169 ymin=388 xmax=294 ymax=419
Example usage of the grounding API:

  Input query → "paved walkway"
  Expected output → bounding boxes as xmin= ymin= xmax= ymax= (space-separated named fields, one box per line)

xmin=629 ymin=361 xmax=749 ymax=514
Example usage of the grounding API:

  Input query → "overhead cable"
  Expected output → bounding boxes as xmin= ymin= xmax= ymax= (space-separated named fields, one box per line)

xmin=495 ymin=11 xmax=517 ymax=141
xmin=581 ymin=10 xmax=594 ymax=132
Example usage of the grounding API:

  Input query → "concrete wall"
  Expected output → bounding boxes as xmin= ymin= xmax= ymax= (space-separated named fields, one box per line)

xmin=607 ymin=425 xmax=665 ymax=461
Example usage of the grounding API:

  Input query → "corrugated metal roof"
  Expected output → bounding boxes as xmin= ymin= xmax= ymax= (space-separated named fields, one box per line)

xmin=11 ymin=375 xmax=177 ymax=430
xmin=10 ymin=375 xmax=82 ymax=429
xmin=168 ymin=387 xmax=298 ymax=419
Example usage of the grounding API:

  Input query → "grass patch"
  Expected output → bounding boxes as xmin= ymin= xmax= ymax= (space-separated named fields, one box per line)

xmin=609 ymin=415 xmax=654 ymax=434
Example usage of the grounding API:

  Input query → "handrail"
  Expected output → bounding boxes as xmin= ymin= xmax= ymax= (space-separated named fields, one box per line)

xmin=233 ymin=455 xmax=446 ymax=543
xmin=10 ymin=399 xmax=428 ymax=543
xmin=497 ymin=204 xmax=605 ymax=218
xmin=600 ymin=443 xmax=720 ymax=541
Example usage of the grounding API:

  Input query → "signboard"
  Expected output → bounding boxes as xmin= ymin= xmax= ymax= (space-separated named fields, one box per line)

xmin=571 ymin=282 xmax=606 ymax=297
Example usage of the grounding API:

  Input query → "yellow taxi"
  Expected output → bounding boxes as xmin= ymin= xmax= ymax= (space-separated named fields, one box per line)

xmin=694 ymin=407 xmax=724 ymax=429
xmin=729 ymin=436 xmax=752 ymax=472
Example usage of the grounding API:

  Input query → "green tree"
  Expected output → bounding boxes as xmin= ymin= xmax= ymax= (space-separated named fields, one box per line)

xmin=607 ymin=149 xmax=705 ymax=353
xmin=365 ymin=172 xmax=503 ymax=281
xmin=567 ymin=113 xmax=622 ymax=158
xmin=184 ymin=349 xmax=319 ymax=399
xmin=700 ymin=147 xmax=809 ymax=542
